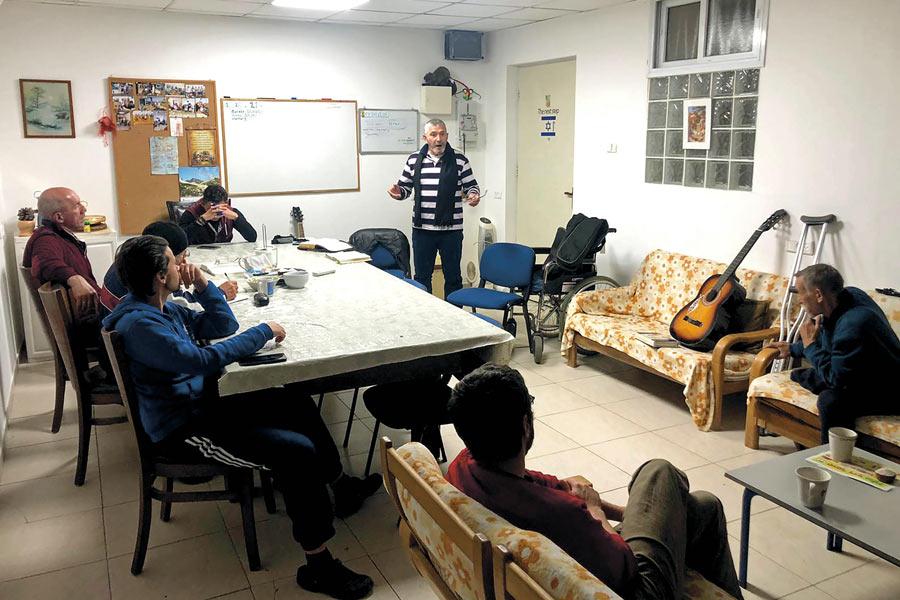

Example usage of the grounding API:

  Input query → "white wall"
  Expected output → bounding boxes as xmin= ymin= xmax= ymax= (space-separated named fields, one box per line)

xmin=0 ymin=1 xmax=488 ymax=330
xmin=482 ymin=0 xmax=900 ymax=288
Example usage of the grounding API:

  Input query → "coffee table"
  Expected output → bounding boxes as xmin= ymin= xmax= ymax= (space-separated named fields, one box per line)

xmin=725 ymin=445 xmax=900 ymax=588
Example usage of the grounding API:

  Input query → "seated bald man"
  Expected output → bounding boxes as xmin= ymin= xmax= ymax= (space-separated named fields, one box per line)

xmin=23 ymin=187 xmax=101 ymax=320
xmin=100 ymin=221 xmax=238 ymax=311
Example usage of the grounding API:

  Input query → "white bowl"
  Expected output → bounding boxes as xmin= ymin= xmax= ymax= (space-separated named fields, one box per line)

xmin=283 ymin=269 xmax=310 ymax=289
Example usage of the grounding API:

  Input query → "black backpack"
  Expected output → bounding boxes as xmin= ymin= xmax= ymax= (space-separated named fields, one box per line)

xmin=553 ymin=214 xmax=609 ymax=271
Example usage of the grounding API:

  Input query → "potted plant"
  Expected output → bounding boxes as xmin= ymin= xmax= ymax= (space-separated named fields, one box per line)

xmin=290 ymin=206 xmax=305 ymax=239
xmin=17 ymin=207 xmax=36 ymax=237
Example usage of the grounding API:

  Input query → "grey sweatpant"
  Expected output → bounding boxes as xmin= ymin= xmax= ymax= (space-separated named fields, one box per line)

xmin=618 ymin=459 xmax=743 ymax=600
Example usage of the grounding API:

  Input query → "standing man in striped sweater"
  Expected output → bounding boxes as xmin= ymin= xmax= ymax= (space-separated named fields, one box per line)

xmin=388 ymin=118 xmax=480 ymax=297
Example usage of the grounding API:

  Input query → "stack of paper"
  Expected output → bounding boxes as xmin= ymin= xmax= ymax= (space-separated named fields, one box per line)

xmin=325 ymin=251 xmax=371 ymax=264
xmin=297 ymin=238 xmax=353 ymax=252
xmin=632 ymin=331 xmax=679 ymax=348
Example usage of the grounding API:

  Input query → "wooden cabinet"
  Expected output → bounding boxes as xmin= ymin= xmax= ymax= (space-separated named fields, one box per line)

xmin=14 ymin=230 xmax=117 ymax=362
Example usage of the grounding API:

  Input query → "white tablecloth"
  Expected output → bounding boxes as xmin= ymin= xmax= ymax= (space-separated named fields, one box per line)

xmin=188 ymin=243 xmax=514 ymax=396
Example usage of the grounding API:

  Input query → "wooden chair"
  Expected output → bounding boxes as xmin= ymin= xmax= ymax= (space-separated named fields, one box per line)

xmin=381 ymin=437 xmax=493 ymax=600
xmin=493 ymin=544 xmax=553 ymax=600
xmin=20 ymin=266 xmax=66 ymax=433
xmin=102 ymin=328 xmax=275 ymax=574
xmin=38 ymin=283 xmax=127 ymax=485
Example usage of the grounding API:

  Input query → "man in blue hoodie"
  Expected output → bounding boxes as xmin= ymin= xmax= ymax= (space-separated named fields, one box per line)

xmin=104 ymin=235 xmax=379 ymax=600
xmin=765 ymin=264 xmax=900 ymax=443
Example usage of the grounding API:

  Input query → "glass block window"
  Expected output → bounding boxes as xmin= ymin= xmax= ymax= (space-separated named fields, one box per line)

xmin=645 ymin=69 xmax=759 ymax=191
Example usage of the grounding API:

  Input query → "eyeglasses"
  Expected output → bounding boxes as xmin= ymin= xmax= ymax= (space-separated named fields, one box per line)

xmin=528 ymin=394 xmax=535 ymax=405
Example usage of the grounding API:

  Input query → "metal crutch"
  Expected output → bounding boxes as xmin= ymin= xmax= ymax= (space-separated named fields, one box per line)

xmin=772 ymin=214 xmax=837 ymax=373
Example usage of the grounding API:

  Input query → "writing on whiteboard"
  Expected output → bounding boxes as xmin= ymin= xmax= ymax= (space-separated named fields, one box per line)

xmin=226 ymin=101 xmax=263 ymax=122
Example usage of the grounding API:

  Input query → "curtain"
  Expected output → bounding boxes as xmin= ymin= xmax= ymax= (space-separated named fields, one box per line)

xmin=706 ymin=0 xmax=756 ymax=56
xmin=665 ymin=2 xmax=701 ymax=62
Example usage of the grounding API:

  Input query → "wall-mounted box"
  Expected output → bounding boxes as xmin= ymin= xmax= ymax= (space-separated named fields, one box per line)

xmin=421 ymin=86 xmax=452 ymax=115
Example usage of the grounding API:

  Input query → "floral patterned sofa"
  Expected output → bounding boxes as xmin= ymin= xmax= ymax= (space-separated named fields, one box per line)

xmin=384 ymin=440 xmax=736 ymax=600
xmin=745 ymin=291 xmax=900 ymax=460
xmin=562 ymin=249 xmax=792 ymax=431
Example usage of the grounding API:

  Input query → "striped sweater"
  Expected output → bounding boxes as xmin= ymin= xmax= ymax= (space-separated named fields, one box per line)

xmin=394 ymin=146 xmax=479 ymax=231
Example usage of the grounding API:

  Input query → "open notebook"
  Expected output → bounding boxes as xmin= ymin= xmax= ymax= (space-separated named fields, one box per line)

xmin=325 ymin=251 xmax=371 ymax=264
xmin=297 ymin=238 xmax=353 ymax=252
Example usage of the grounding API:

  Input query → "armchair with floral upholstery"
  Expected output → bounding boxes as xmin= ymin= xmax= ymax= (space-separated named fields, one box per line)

xmin=382 ymin=439 xmax=736 ymax=600
xmin=562 ymin=249 xmax=793 ymax=431
xmin=745 ymin=291 xmax=900 ymax=460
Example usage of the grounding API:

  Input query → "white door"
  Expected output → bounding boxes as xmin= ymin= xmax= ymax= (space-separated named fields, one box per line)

xmin=516 ymin=60 xmax=576 ymax=247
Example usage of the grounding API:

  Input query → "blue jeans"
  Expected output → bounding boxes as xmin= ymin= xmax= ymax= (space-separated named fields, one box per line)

xmin=412 ymin=228 xmax=463 ymax=297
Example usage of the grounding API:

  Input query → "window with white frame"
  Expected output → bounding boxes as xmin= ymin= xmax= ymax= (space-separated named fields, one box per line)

xmin=650 ymin=0 xmax=769 ymax=76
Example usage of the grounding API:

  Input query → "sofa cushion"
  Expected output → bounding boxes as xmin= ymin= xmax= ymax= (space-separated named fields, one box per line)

xmin=856 ymin=416 xmax=900 ymax=446
xmin=571 ymin=249 xmax=791 ymax=326
xmin=747 ymin=370 xmax=819 ymax=414
xmin=565 ymin=313 xmax=756 ymax=429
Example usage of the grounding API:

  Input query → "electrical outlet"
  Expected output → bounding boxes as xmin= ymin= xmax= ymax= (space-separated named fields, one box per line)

xmin=787 ymin=240 xmax=815 ymax=255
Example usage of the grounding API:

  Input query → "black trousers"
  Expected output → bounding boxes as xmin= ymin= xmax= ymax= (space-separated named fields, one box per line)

xmin=156 ymin=386 xmax=343 ymax=551
xmin=816 ymin=389 xmax=895 ymax=444
xmin=412 ymin=228 xmax=463 ymax=297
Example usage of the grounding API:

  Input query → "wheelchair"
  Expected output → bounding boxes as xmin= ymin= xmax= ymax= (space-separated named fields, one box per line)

xmin=524 ymin=215 xmax=619 ymax=364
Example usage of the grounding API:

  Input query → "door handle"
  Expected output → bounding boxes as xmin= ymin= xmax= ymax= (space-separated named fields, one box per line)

xmin=563 ymin=191 xmax=573 ymax=198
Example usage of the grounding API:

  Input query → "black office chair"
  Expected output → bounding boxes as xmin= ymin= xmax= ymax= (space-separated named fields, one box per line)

xmin=361 ymin=376 xmax=453 ymax=476
xmin=166 ymin=200 xmax=196 ymax=223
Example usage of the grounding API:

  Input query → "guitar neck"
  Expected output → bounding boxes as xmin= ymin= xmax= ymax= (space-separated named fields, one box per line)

xmin=713 ymin=229 xmax=764 ymax=292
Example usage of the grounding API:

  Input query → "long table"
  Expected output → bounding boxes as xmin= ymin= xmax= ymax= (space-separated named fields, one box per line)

xmin=188 ymin=243 xmax=514 ymax=396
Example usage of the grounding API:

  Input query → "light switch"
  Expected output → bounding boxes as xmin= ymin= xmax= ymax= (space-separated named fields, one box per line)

xmin=607 ymin=143 xmax=618 ymax=153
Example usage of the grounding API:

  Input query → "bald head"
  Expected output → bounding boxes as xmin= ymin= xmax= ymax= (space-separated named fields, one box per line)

xmin=38 ymin=188 xmax=77 ymax=219
xmin=37 ymin=187 xmax=85 ymax=231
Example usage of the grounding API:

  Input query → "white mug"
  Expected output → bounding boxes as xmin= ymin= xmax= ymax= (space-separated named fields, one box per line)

xmin=796 ymin=466 xmax=831 ymax=509
xmin=828 ymin=427 xmax=857 ymax=462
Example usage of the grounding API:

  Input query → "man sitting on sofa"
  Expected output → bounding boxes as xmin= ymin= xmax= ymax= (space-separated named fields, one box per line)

xmin=764 ymin=263 xmax=900 ymax=443
xmin=446 ymin=364 xmax=742 ymax=600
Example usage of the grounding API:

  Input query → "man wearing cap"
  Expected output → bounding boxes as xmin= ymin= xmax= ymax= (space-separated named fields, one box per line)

xmin=100 ymin=221 xmax=238 ymax=311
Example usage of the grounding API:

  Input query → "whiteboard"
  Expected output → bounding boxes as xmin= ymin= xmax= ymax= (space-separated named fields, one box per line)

xmin=221 ymin=99 xmax=359 ymax=196
xmin=358 ymin=108 xmax=419 ymax=154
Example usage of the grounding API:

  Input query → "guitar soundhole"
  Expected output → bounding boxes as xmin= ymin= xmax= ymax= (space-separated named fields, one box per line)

xmin=705 ymin=290 xmax=719 ymax=303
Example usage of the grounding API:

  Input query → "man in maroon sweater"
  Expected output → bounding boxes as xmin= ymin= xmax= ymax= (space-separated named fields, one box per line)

xmin=446 ymin=365 xmax=742 ymax=600
xmin=23 ymin=187 xmax=100 ymax=319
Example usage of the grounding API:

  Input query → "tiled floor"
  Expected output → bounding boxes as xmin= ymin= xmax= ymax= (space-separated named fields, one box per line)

xmin=1 ymin=337 xmax=898 ymax=600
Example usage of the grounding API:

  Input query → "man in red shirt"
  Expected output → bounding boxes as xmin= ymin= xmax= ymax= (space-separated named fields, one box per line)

xmin=446 ymin=365 xmax=742 ymax=600
xmin=23 ymin=187 xmax=100 ymax=319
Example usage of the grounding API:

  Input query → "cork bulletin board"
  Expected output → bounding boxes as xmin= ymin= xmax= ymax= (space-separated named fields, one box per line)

xmin=108 ymin=77 xmax=218 ymax=234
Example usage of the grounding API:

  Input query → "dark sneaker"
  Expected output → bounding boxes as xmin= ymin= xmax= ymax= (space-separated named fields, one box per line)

xmin=333 ymin=474 xmax=382 ymax=519
xmin=297 ymin=559 xmax=374 ymax=600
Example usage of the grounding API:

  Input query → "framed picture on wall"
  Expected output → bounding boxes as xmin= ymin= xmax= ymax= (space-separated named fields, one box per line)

xmin=186 ymin=128 xmax=218 ymax=167
xmin=19 ymin=79 xmax=75 ymax=138
xmin=683 ymin=98 xmax=711 ymax=150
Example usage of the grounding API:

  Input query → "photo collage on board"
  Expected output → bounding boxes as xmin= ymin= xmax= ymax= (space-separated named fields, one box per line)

xmin=110 ymin=80 xmax=209 ymax=133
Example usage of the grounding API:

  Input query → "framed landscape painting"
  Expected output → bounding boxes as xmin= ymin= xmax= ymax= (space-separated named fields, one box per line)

xmin=20 ymin=79 xmax=75 ymax=138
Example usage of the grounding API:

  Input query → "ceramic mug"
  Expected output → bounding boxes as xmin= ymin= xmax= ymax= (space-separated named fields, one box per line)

xmin=796 ymin=466 xmax=831 ymax=509
xmin=828 ymin=427 xmax=857 ymax=462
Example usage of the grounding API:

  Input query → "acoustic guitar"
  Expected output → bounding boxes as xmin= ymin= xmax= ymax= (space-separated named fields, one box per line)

xmin=670 ymin=209 xmax=787 ymax=351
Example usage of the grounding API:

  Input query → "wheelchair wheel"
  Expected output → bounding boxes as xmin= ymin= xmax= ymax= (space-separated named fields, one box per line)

xmin=558 ymin=276 xmax=620 ymax=352
xmin=532 ymin=335 xmax=543 ymax=364
xmin=503 ymin=318 xmax=517 ymax=338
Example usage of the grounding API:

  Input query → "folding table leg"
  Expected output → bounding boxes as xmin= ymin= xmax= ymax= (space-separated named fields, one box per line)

xmin=739 ymin=488 xmax=756 ymax=588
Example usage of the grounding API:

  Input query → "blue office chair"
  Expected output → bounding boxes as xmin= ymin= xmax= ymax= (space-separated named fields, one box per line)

xmin=446 ymin=242 xmax=536 ymax=351
xmin=369 ymin=245 xmax=406 ymax=279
